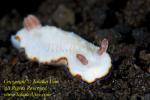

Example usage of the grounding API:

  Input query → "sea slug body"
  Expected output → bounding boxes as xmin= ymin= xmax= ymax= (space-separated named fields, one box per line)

xmin=11 ymin=15 xmax=112 ymax=83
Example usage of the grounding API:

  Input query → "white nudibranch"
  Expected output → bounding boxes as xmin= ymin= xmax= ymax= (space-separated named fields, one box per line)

xmin=11 ymin=15 xmax=112 ymax=83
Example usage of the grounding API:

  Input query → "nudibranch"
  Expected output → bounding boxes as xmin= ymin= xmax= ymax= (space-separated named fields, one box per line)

xmin=11 ymin=15 xmax=112 ymax=83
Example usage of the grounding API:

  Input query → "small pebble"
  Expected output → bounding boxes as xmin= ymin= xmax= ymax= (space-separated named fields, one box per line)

xmin=52 ymin=5 xmax=75 ymax=26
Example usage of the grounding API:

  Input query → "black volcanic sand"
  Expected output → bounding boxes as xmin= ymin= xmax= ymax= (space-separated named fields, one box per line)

xmin=0 ymin=0 xmax=150 ymax=99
